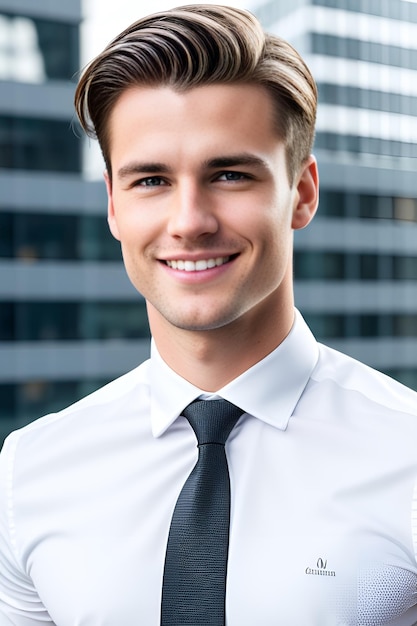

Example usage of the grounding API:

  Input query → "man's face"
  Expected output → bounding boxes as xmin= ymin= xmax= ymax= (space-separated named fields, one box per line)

xmin=106 ymin=83 xmax=317 ymax=335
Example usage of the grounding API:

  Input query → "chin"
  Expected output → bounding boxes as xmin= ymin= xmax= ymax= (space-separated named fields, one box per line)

xmin=163 ymin=309 xmax=242 ymax=333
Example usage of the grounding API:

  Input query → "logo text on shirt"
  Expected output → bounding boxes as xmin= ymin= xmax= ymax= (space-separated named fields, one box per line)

xmin=305 ymin=557 xmax=336 ymax=577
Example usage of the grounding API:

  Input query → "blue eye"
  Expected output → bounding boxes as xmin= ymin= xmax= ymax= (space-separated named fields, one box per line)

xmin=218 ymin=171 xmax=247 ymax=181
xmin=138 ymin=176 xmax=165 ymax=186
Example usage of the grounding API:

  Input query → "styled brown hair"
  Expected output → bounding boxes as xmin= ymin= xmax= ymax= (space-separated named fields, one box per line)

xmin=74 ymin=4 xmax=317 ymax=184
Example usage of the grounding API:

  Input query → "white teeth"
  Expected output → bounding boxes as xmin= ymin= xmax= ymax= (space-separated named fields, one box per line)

xmin=184 ymin=260 xmax=195 ymax=271
xmin=195 ymin=260 xmax=208 ymax=271
xmin=166 ymin=256 xmax=230 ymax=271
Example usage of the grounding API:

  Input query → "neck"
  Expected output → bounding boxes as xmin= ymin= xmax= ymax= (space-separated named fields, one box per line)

xmin=149 ymin=299 xmax=295 ymax=392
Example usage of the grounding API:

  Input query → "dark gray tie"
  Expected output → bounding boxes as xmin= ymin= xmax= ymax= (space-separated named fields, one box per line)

xmin=161 ymin=399 xmax=244 ymax=625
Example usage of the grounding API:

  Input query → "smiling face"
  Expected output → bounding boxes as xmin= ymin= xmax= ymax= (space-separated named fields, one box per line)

xmin=106 ymin=83 xmax=318 ymax=343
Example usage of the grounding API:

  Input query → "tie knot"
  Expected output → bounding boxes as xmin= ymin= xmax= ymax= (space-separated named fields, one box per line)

xmin=183 ymin=399 xmax=244 ymax=446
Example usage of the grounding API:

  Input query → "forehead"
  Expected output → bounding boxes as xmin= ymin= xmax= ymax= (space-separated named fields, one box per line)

xmin=107 ymin=83 xmax=283 ymax=165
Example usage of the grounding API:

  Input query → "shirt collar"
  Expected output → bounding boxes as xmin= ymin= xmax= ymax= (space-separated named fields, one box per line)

xmin=150 ymin=309 xmax=319 ymax=437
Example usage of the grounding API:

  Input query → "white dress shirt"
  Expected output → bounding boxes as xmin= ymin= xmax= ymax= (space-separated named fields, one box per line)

xmin=1 ymin=310 xmax=417 ymax=625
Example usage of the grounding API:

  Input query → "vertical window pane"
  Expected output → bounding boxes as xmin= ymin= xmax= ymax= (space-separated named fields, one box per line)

xmin=0 ymin=212 xmax=13 ymax=257
xmin=294 ymin=252 xmax=345 ymax=279
xmin=360 ymin=254 xmax=379 ymax=280
xmin=394 ymin=198 xmax=417 ymax=222
xmin=393 ymin=256 xmax=417 ymax=280
xmin=0 ymin=117 xmax=81 ymax=173
xmin=14 ymin=214 xmax=78 ymax=260
xmin=79 ymin=216 xmax=122 ymax=261
xmin=81 ymin=303 xmax=150 ymax=340
xmin=318 ymin=191 xmax=346 ymax=217
xmin=0 ymin=14 xmax=78 ymax=83
xmin=0 ymin=303 xmax=14 ymax=340
xmin=15 ymin=303 xmax=79 ymax=341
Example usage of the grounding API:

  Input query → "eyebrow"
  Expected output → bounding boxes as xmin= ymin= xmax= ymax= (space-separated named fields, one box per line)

xmin=116 ymin=153 xmax=270 ymax=181
xmin=203 ymin=154 xmax=270 ymax=170
xmin=117 ymin=162 xmax=171 ymax=181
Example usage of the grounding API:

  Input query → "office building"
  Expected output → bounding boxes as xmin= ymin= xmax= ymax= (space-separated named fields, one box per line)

xmin=0 ymin=0 xmax=149 ymax=442
xmin=254 ymin=0 xmax=417 ymax=389
xmin=1 ymin=0 xmax=416 ymax=444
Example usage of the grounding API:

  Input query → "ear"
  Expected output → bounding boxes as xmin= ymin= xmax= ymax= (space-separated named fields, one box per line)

xmin=104 ymin=170 xmax=121 ymax=241
xmin=291 ymin=155 xmax=319 ymax=231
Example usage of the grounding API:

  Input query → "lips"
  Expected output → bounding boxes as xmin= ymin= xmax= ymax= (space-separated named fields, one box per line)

xmin=165 ymin=256 xmax=231 ymax=271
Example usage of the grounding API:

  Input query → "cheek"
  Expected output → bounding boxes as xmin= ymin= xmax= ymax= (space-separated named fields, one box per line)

xmin=256 ymin=221 xmax=293 ymax=282
xmin=113 ymin=211 xmax=157 ymax=254
xmin=250 ymin=211 xmax=291 ymax=254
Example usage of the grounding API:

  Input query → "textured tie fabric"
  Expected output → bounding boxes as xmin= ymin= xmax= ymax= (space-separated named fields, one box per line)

xmin=161 ymin=399 xmax=244 ymax=625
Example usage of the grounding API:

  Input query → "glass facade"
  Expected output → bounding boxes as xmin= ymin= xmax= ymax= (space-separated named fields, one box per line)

xmin=251 ymin=0 xmax=417 ymax=396
xmin=315 ymin=191 xmax=417 ymax=221
xmin=295 ymin=251 xmax=417 ymax=281
xmin=312 ymin=0 xmax=417 ymax=23
xmin=294 ymin=251 xmax=417 ymax=281
xmin=2 ymin=0 xmax=417 ymax=439
xmin=0 ymin=2 xmax=134 ymax=441
xmin=0 ymin=212 xmax=121 ymax=261
xmin=304 ymin=313 xmax=417 ymax=339
xmin=315 ymin=132 xmax=417 ymax=160
xmin=318 ymin=83 xmax=417 ymax=116
xmin=0 ymin=116 xmax=81 ymax=173
xmin=0 ymin=302 xmax=150 ymax=342
xmin=312 ymin=33 xmax=417 ymax=70
xmin=255 ymin=0 xmax=305 ymax=26
xmin=0 ymin=13 xmax=79 ymax=83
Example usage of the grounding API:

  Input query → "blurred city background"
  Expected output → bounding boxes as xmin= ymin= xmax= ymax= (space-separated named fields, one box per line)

xmin=1 ymin=0 xmax=416 ymax=444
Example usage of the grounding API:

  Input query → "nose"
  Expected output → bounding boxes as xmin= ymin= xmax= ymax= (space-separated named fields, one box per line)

xmin=166 ymin=181 xmax=219 ymax=240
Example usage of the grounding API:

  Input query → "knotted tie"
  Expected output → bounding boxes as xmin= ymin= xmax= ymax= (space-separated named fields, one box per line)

xmin=161 ymin=399 xmax=244 ymax=625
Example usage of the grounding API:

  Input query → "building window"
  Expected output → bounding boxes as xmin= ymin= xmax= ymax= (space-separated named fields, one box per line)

xmin=357 ymin=195 xmax=393 ymax=220
xmin=317 ymin=83 xmax=417 ymax=116
xmin=393 ymin=198 xmax=417 ymax=222
xmin=304 ymin=313 xmax=417 ymax=340
xmin=294 ymin=251 xmax=346 ymax=280
xmin=0 ymin=212 xmax=12 ymax=257
xmin=295 ymin=252 xmax=417 ymax=281
xmin=81 ymin=303 xmax=150 ymax=340
xmin=0 ymin=13 xmax=79 ymax=83
xmin=311 ymin=0 xmax=417 ymax=23
xmin=80 ymin=216 xmax=122 ymax=261
xmin=15 ymin=213 xmax=78 ymax=260
xmin=0 ymin=116 xmax=81 ymax=173
xmin=393 ymin=256 xmax=417 ymax=281
xmin=0 ymin=213 xmax=121 ymax=261
xmin=312 ymin=33 xmax=417 ymax=70
xmin=315 ymin=132 xmax=417 ymax=160
xmin=317 ymin=191 xmax=347 ymax=217
xmin=0 ymin=303 xmax=13 ymax=341
xmin=0 ymin=302 xmax=150 ymax=342
xmin=359 ymin=254 xmax=379 ymax=280
xmin=317 ymin=191 xmax=417 ymax=222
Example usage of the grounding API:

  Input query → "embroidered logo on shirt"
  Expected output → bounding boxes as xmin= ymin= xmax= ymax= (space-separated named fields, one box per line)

xmin=305 ymin=557 xmax=336 ymax=577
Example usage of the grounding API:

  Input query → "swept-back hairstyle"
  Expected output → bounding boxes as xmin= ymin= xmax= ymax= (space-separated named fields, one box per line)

xmin=75 ymin=4 xmax=317 ymax=184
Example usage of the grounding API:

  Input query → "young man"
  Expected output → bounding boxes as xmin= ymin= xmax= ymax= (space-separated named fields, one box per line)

xmin=1 ymin=5 xmax=417 ymax=625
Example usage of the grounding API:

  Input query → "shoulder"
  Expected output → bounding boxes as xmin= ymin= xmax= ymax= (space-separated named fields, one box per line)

xmin=310 ymin=343 xmax=417 ymax=418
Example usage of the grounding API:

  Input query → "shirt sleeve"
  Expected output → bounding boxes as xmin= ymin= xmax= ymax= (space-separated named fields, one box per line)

xmin=0 ymin=433 xmax=54 ymax=625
